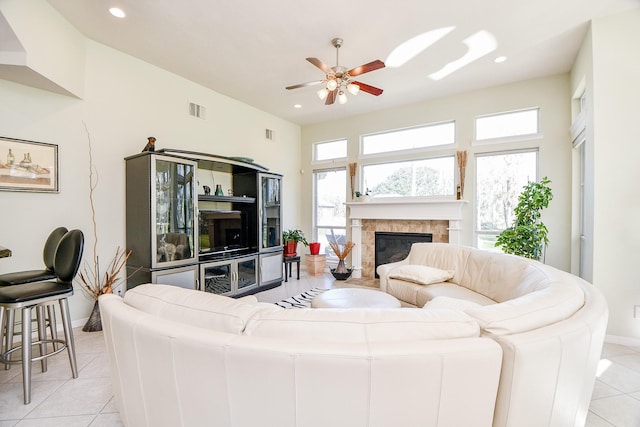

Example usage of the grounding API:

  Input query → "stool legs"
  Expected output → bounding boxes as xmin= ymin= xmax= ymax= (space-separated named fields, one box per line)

xmin=36 ymin=307 xmax=48 ymax=372
xmin=59 ymin=298 xmax=78 ymax=379
xmin=21 ymin=307 xmax=32 ymax=404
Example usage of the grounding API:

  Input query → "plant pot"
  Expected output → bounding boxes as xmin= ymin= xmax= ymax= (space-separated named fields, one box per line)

xmin=309 ymin=242 xmax=321 ymax=255
xmin=284 ymin=241 xmax=297 ymax=257
xmin=82 ymin=300 xmax=102 ymax=332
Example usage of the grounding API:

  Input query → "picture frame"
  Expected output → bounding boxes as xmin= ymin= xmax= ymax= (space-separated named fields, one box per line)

xmin=0 ymin=136 xmax=59 ymax=193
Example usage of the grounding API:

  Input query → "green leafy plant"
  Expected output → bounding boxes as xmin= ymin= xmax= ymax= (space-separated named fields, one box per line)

xmin=495 ymin=176 xmax=553 ymax=260
xmin=282 ymin=229 xmax=309 ymax=246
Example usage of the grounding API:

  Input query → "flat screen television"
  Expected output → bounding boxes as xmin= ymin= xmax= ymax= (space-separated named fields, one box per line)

xmin=199 ymin=210 xmax=248 ymax=255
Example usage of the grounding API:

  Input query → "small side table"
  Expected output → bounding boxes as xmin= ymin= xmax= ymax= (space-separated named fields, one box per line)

xmin=283 ymin=255 xmax=300 ymax=282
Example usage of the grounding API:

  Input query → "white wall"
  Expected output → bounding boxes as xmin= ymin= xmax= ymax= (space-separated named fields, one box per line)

xmin=301 ymin=75 xmax=573 ymax=271
xmin=0 ymin=4 xmax=301 ymax=323
xmin=588 ymin=9 xmax=640 ymax=339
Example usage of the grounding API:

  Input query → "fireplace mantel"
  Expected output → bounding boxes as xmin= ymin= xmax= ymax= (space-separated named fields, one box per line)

xmin=346 ymin=198 xmax=467 ymax=278
xmin=346 ymin=198 xmax=466 ymax=221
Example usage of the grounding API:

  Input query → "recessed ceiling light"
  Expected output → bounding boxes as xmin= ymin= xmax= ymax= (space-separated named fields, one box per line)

xmin=494 ymin=56 xmax=507 ymax=63
xmin=294 ymin=104 xmax=302 ymax=109
xmin=109 ymin=7 xmax=126 ymax=18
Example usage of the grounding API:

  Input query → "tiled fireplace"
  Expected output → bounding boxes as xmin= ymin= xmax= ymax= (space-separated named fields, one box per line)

xmin=347 ymin=198 xmax=466 ymax=278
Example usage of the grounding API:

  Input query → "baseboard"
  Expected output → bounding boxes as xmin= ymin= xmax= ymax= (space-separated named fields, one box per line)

xmin=605 ymin=334 xmax=640 ymax=348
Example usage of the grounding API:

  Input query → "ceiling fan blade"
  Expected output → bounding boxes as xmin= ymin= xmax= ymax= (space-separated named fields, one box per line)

xmin=348 ymin=60 xmax=385 ymax=77
xmin=325 ymin=89 xmax=337 ymax=105
xmin=352 ymin=81 xmax=384 ymax=96
xmin=306 ymin=57 xmax=332 ymax=74
xmin=286 ymin=80 xmax=323 ymax=90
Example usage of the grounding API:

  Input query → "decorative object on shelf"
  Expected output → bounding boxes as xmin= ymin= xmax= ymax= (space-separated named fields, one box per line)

xmin=286 ymin=37 xmax=385 ymax=105
xmin=214 ymin=184 xmax=224 ymax=196
xmin=0 ymin=135 xmax=58 ymax=193
xmin=348 ymin=162 xmax=357 ymax=198
xmin=203 ymin=185 xmax=211 ymax=195
xmin=79 ymin=123 xmax=137 ymax=332
xmin=309 ymin=242 xmax=321 ymax=255
xmin=495 ymin=176 xmax=553 ymax=261
xmin=282 ymin=229 xmax=308 ymax=257
xmin=355 ymin=189 xmax=371 ymax=202
xmin=142 ymin=136 xmax=156 ymax=152
xmin=456 ymin=150 xmax=467 ymax=198
xmin=329 ymin=240 xmax=355 ymax=280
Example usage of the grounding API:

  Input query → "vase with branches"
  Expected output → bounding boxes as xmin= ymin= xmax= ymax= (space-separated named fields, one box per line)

xmin=329 ymin=240 xmax=355 ymax=280
xmin=77 ymin=123 xmax=135 ymax=332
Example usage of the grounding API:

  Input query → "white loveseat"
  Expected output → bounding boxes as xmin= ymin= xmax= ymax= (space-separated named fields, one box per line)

xmin=377 ymin=243 xmax=608 ymax=427
xmin=100 ymin=284 xmax=503 ymax=427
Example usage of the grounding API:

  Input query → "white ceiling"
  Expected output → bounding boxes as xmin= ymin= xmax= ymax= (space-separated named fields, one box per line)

xmin=46 ymin=0 xmax=638 ymax=126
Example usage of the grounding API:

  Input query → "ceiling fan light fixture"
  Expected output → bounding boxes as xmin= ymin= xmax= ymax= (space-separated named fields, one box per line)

xmin=317 ymin=88 xmax=329 ymax=100
xmin=326 ymin=79 xmax=338 ymax=91
xmin=338 ymin=91 xmax=348 ymax=104
xmin=347 ymin=83 xmax=360 ymax=95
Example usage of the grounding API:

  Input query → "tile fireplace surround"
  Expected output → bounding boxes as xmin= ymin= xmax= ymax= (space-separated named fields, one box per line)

xmin=346 ymin=198 xmax=466 ymax=278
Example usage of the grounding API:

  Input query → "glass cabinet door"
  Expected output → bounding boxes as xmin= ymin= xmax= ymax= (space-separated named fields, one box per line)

xmin=201 ymin=262 xmax=232 ymax=294
xmin=260 ymin=174 xmax=281 ymax=250
xmin=153 ymin=156 xmax=197 ymax=267
xmin=237 ymin=257 xmax=257 ymax=290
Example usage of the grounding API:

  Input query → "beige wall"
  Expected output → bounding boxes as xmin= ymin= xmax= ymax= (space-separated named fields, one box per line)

xmin=301 ymin=75 xmax=573 ymax=271
xmin=586 ymin=10 xmax=640 ymax=339
xmin=0 ymin=2 xmax=301 ymax=323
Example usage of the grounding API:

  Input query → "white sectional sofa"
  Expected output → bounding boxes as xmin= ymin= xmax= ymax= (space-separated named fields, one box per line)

xmin=100 ymin=284 xmax=503 ymax=427
xmin=377 ymin=243 xmax=608 ymax=427
xmin=100 ymin=243 xmax=607 ymax=427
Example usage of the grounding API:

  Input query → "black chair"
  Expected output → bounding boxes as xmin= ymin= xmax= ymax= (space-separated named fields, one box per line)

xmin=0 ymin=227 xmax=68 ymax=372
xmin=0 ymin=226 xmax=68 ymax=286
xmin=0 ymin=229 xmax=84 ymax=404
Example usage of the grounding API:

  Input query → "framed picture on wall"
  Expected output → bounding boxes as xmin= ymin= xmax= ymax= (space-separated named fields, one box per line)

xmin=0 ymin=136 xmax=59 ymax=193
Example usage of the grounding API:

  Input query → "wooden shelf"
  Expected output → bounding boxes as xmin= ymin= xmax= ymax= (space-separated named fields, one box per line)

xmin=198 ymin=195 xmax=256 ymax=203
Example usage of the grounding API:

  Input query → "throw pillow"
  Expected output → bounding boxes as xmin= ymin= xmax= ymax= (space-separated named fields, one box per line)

xmin=388 ymin=264 xmax=454 ymax=286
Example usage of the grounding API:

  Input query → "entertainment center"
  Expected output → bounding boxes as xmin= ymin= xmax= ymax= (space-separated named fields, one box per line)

xmin=124 ymin=149 xmax=283 ymax=296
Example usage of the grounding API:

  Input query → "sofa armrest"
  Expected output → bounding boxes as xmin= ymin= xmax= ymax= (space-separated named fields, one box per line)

xmin=377 ymin=258 xmax=410 ymax=292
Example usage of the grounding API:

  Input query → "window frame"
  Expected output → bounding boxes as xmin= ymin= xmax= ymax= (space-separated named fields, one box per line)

xmin=360 ymin=154 xmax=456 ymax=198
xmin=312 ymin=138 xmax=348 ymax=164
xmin=312 ymin=166 xmax=347 ymax=263
xmin=474 ymin=148 xmax=539 ymax=251
xmin=472 ymin=107 xmax=542 ymax=146
xmin=359 ymin=120 xmax=456 ymax=160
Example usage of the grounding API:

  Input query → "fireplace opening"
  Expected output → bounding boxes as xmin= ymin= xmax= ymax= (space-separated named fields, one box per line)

xmin=374 ymin=232 xmax=433 ymax=278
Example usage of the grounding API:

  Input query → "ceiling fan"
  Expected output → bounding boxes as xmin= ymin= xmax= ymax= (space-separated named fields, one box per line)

xmin=286 ymin=38 xmax=385 ymax=105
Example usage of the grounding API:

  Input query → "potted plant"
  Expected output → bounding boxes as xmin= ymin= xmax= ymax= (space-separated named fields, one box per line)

xmin=282 ymin=229 xmax=308 ymax=257
xmin=495 ymin=176 xmax=553 ymax=261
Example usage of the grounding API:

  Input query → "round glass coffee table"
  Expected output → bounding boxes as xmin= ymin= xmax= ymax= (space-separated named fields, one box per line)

xmin=311 ymin=288 xmax=401 ymax=309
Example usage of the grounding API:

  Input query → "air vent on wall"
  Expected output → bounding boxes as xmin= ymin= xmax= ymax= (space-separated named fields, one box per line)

xmin=189 ymin=102 xmax=206 ymax=119
xmin=265 ymin=128 xmax=275 ymax=141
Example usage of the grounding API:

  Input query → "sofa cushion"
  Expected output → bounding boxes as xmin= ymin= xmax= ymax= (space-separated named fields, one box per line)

xmin=424 ymin=296 xmax=483 ymax=311
xmin=407 ymin=243 xmax=473 ymax=284
xmin=388 ymin=264 xmax=454 ymax=285
xmin=387 ymin=279 xmax=496 ymax=307
xmin=465 ymin=281 xmax=585 ymax=335
xmin=124 ymin=284 xmax=280 ymax=334
xmin=244 ymin=308 xmax=480 ymax=343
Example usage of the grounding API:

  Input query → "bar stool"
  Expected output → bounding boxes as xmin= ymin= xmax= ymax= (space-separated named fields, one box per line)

xmin=0 ymin=226 xmax=68 ymax=371
xmin=0 ymin=229 xmax=84 ymax=404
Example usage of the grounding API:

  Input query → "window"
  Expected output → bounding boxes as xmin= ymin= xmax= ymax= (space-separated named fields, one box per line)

xmin=475 ymin=108 xmax=539 ymax=142
xmin=362 ymin=156 xmax=454 ymax=197
xmin=362 ymin=121 xmax=455 ymax=155
xmin=313 ymin=139 xmax=347 ymax=162
xmin=475 ymin=150 xmax=538 ymax=250
xmin=313 ymin=168 xmax=346 ymax=261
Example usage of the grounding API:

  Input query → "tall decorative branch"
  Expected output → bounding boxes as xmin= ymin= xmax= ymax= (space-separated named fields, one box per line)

xmin=77 ymin=122 xmax=133 ymax=300
xmin=348 ymin=162 xmax=357 ymax=199
xmin=456 ymin=150 xmax=468 ymax=198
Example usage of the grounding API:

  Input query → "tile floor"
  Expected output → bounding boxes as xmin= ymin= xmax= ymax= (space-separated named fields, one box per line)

xmin=0 ymin=270 xmax=639 ymax=426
